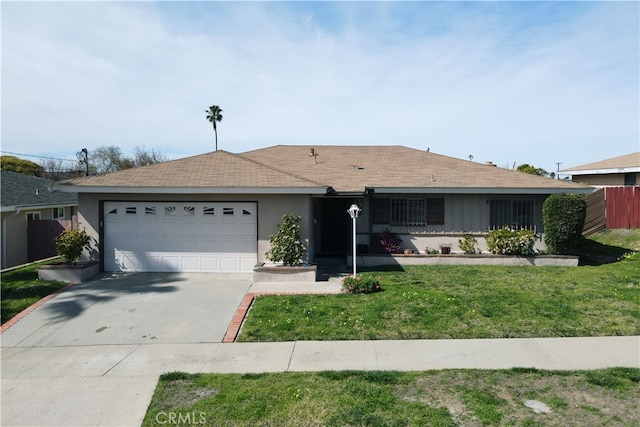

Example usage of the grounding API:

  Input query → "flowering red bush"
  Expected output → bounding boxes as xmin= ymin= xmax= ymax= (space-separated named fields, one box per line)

xmin=342 ymin=274 xmax=383 ymax=294
xmin=371 ymin=229 xmax=402 ymax=254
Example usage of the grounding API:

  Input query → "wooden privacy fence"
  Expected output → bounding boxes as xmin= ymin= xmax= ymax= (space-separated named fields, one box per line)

xmin=27 ymin=216 xmax=78 ymax=262
xmin=584 ymin=187 xmax=640 ymax=236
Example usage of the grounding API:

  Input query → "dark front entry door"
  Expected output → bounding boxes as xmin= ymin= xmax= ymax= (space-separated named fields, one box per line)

xmin=319 ymin=198 xmax=352 ymax=255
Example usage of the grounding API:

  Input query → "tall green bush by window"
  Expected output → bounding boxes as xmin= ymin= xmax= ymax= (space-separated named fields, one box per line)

xmin=486 ymin=227 xmax=535 ymax=256
xmin=56 ymin=228 xmax=91 ymax=264
xmin=543 ymin=193 xmax=587 ymax=254
xmin=266 ymin=213 xmax=307 ymax=266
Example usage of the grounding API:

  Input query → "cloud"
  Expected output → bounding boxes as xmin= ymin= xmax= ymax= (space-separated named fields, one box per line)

xmin=1 ymin=1 xmax=637 ymax=173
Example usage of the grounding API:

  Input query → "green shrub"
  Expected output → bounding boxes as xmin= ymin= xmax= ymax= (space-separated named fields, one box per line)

xmin=342 ymin=274 xmax=383 ymax=294
xmin=486 ymin=227 xmax=535 ymax=256
xmin=266 ymin=213 xmax=307 ymax=266
xmin=55 ymin=228 xmax=91 ymax=264
xmin=371 ymin=229 xmax=402 ymax=254
xmin=543 ymin=193 xmax=587 ymax=254
xmin=458 ymin=233 xmax=479 ymax=254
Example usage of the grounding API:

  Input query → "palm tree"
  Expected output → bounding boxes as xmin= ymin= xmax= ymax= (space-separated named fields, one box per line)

xmin=205 ymin=105 xmax=223 ymax=151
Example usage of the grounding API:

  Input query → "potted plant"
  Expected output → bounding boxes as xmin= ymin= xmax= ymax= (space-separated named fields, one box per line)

xmin=38 ymin=227 xmax=99 ymax=282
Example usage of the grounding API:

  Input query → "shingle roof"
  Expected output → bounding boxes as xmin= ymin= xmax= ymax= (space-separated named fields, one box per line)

xmin=242 ymin=145 xmax=590 ymax=193
xmin=59 ymin=150 xmax=323 ymax=189
xmin=1 ymin=170 xmax=78 ymax=209
xmin=561 ymin=152 xmax=640 ymax=173
xmin=58 ymin=145 xmax=590 ymax=194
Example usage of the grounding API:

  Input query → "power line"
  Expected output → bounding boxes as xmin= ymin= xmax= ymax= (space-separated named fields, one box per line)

xmin=0 ymin=150 xmax=78 ymax=163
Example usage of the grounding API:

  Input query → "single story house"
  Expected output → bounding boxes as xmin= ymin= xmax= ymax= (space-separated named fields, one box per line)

xmin=1 ymin=170 xmax=78 ymax=269
xmin=560 ymin=152 xmax=640 ymax=187
xmin=55 ymin=145 xmax=592 ymax=273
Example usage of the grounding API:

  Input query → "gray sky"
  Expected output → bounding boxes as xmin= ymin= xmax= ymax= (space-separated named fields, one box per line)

xmin=2 ymin=1 xmax=638 ymax=175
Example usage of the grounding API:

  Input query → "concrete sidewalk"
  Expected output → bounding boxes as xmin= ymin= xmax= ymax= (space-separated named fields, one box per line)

xmin=2 ymin=336 xmax=639 ymax=426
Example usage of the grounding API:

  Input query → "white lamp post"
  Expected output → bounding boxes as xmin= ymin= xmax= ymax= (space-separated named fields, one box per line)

xmin=347 ymin=204 xmax=361 ymax=278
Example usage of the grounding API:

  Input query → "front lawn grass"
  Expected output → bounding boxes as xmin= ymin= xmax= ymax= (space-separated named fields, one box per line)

xmin=576 ymin=228 xmax=640 ymax=260
xmin=238 ymin=254 xmax=640 ymax=341
xmin=1 ymin=262 xmax=68 ymax=324
xmin=584 ymin=228 xmax=640 ymax=252
xmin=142 ymin=368 xmax=640 ymax=426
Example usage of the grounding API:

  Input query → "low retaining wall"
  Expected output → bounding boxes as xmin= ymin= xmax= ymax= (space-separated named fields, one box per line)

xmin=253 ymin=263 xmax=318 ymax=282
xmin=347 ymin=254 xmax=579 ymax=267
xmin=37 ymin=261 xmax=100 ymax=282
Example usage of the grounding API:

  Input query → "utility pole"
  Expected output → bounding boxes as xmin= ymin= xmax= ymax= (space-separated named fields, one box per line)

xmin=77 ymin=148 xmax=89 ymax=176
xmin=555 ymin=162 xmax=562 ymax=180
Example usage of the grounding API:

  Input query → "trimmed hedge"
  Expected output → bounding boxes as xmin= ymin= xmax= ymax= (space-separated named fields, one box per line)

xmin=543 ymin=193 xmax=587 ymax=254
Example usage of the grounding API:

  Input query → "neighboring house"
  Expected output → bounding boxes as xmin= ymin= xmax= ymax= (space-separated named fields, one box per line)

xmin=560 ymin=152 xmax=640 ymax=187
xmin=1 ymin=170 xmax=78 ymax=269
xmin=55 ymin=146 xmax=592 ymax=273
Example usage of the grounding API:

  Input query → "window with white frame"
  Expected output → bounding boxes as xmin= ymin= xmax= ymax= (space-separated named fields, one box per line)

xmin=27 ymin=212 xmax=41 ymax=221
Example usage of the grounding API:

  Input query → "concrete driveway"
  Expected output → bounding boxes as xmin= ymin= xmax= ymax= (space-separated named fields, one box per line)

xmin=1 ymin=272 xmax=252 ymax=347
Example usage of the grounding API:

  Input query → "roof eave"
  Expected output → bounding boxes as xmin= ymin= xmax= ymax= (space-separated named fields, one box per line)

xmin=1 ymin=202 xmax=78 ymax=212
xmin=369 ymin=187 xmax=594 ymax=195
xmin=561 ymin=167 xmax=640 ymax=175
xmin=53 ymin=185 xmax=329 ymax=195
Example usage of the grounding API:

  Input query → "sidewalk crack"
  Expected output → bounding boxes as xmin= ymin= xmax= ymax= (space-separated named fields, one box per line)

xmin=287 ymin=341 xmax=297 ymax=372
xmin=373 ymin=341 xmax=380 ymax=370
xmin=101 ymin=345 xmax=141 ymax=376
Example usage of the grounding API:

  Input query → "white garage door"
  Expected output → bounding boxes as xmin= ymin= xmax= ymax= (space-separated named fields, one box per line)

xmin=103 ymin=202 xmax=257 ymax=272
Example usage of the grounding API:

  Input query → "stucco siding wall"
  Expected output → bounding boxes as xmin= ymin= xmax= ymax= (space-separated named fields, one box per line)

xmin=77 ymin=193 xmax=313 ymax=265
